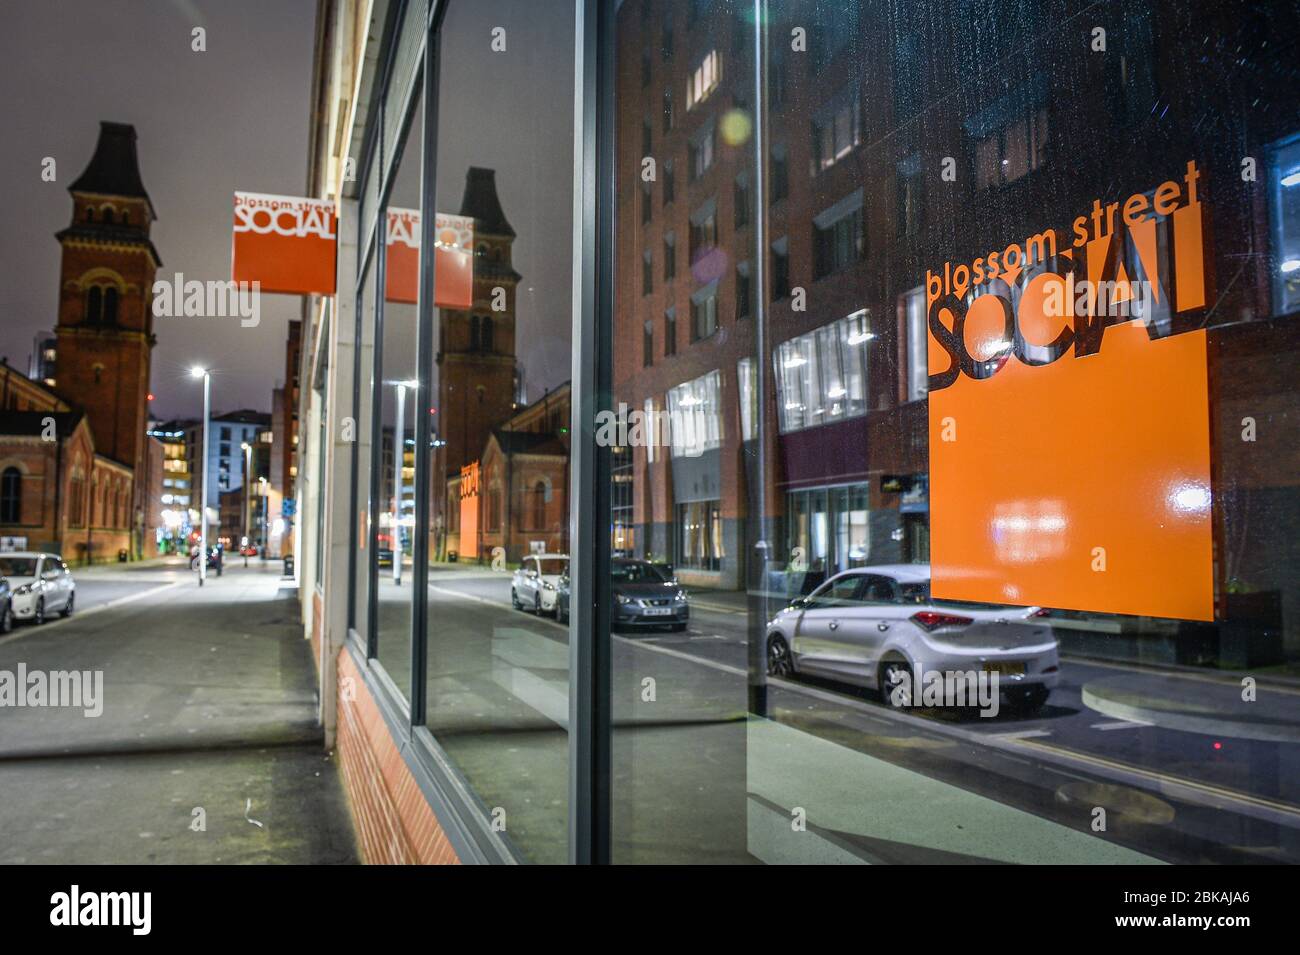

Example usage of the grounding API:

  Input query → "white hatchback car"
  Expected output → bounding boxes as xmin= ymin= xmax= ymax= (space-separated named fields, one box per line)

xmin=511 ymin=554 xmax=568 ymax=615
xmin=0 ymin=552 xmax=76 ymax=625
xmin=765 ymin=564 xmax=1058 ymax=712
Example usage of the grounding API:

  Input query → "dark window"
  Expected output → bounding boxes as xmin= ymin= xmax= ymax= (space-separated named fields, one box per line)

xmin=691 ymin=292 xmax=718 ymax=341
xmin=734 ymin=175 xmax=750 ymax=229
xmin=102 ymin=287 xmax=119 ymax=324
xmin=481 ymin=315 xmax=493 ymax=353
xmin=663 ymin=234 xmax=676 ymax=281
xmin=85 ymin=286 xmax=103 ymax=324
xmin=690 ymin=210 xmax=717 ymax=262
xmin=643 ymin=320 xmax=654 ymax=367
xmin=640 ymin=48 xmax=651 ymax=88
xmin=642 ymin=250 xmax=653 ymax=295
xmin=661 ymin=16 xmax=673 ymax=60
xmin=736 ymin=266 xmax=751 ymax=319
xmin=771 ymin=241 xmax=790 ymax=300
xmin=664 ymin=309 xmax=677 ymax=356
xmin=814 ymin=207 xmax=865 ymax=278
xmin=532 ymin=481 xmax=547 ymax=530
xmin=663 ymin=160 xmax=675 ymax=205
xmin=641 ymin=181 xmax=652 ymax=224
xmin=0 ymin=468 xmax=20 ymax=523
xmin=662 ymin=88 xmax=674 ymax=132
xmin=771 ymin=147 xmax=788 ymax=203
xmin=690 ymin=126 xmax=715 ymax=180
xmin=642 ymin=120 xmax=653 ymax=156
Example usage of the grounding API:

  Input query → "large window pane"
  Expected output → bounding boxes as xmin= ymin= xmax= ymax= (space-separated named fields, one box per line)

xmin=608 ymin=0 xmax=1300 ymax=866
xmin=422 ymin=0 xmax=574 ymax=864
xmin=373 ymin=83 xmax=423 ymax=702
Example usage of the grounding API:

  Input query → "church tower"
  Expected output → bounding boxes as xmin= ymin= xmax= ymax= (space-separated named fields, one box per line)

xmin=437 ymin=167 xmax=519 ymax=478
xmin=53 ymin=122 xmax=159 ymax=476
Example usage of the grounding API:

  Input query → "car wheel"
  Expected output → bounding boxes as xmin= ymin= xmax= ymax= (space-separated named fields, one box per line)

xmin=511 ymin=588 xmax=521 ymax=610
xmin=61 ymin=593 xmax=75 ymax=617
xmin=1008 ymin=685 xmax=1050 ymax=715
xmin=33 ymin=598 xmax=45 ymax=626
xmin=0 ymin=602 xmax=12 ymax=634
xmin=766 ymin=634 xmax=794 ymax=677
xmin=879 ymin=658 xmax=914 ymax=709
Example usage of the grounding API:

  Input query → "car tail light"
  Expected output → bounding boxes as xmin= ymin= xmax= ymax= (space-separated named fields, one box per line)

xmin=911 ymin=611 xmax=974 ymax=631
xmin=1042 ymin=665 xmax=1059 ymax=674
xmin=1030 ymin=608 xmax=1051 ymax=618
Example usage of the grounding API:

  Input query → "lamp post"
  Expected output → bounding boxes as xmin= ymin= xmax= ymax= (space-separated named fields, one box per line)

xmin=241 ymin=441 xmax=252 ymax=567
xmin=190 ymin=366 xmax=210 ymax=586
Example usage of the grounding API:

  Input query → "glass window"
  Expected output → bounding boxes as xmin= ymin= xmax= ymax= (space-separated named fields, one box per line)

xmin=419 ymin=0 xmax=574 ymax=865
xmin=373 ymin=80 xmax=423 ymax=703
xmin=665 ymin=368 xmax=721 ymax=458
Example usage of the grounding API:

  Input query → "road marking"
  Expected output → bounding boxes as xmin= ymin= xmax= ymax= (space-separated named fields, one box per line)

xmin=1010 ymin=737 xmax=1300 ymax=822
xmin=1067 ymin=655 xmax=1300 ymax=696
xmin=1092 ymin=719 xmax=1153 ymax=731
xmin=0 ymin=579 xmax=185 ymax=647
xmin=989 ymin=729 xmax=1053 ymax=740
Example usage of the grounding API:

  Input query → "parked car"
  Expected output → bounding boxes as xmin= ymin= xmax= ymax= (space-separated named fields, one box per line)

xmin=512 ymin=554 xmax=569 ymax=614
xmin=611 ymin=559 xmax=689 ymax=632
xmin=0 ymin=552 xmax=76 ymax=626
xmin=764 ymin=564 xmax=1058 ymax=712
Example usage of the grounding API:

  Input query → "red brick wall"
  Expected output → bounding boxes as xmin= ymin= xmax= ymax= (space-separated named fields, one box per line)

xmin=335 ymin=650 xmax=460 ymax=865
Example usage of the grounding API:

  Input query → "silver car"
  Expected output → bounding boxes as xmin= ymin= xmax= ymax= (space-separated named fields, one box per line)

xmin=0 ymin=552 xmax=76 ymax=625
xmin=765 ymin=564 xmax=1058 ymax=712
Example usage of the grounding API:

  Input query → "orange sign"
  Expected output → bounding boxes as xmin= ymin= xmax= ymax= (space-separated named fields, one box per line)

xmin=927 ymin=160 xmax=1213 ymax=621
xmin=231 ymin=192 xmax=337 ymax=295
xmin=385 ymin=208 xmax=474 ymax=308
xmin=459 ymin=461 xmax=480 ymax=560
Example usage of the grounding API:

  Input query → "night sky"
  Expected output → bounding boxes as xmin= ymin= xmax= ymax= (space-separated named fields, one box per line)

xmin=0 ymin=0 xmax=574 ymax=421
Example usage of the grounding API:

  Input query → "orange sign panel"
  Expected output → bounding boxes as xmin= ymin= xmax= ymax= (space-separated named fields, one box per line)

xmin=926 ymin=160 xmax=1213 ymax=621
xmin=459 ymin=461 xmax=481 ymax=560
xmin=385 ymin=208 xmax=474 ymax=308
xmin=231 ymin=192 xmax=337 ymax=295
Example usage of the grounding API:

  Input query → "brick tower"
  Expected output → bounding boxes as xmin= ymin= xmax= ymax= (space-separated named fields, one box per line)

xmin=437 ymin=167 xmax=519 ymax=478
xmin=53 ymin=122 xmax=159 ymax=476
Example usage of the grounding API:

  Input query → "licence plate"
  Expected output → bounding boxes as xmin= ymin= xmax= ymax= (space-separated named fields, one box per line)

xmin=643 ymin=607 xmax=672 ymax=616
xmin=983 ymin=661 xmax=1026 ymax=676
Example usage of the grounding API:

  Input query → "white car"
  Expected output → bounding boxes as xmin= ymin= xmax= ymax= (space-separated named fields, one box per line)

xmin=0 ymin=552 xmax=76 ymax=625
xmin=512 ymin=554 xmax=568 ymax=615
xmin=765 ymin=564 xmax=1058 ymax=712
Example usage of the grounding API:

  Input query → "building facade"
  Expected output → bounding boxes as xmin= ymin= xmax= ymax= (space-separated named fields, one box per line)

xmin=291 ymin=0 xmax=1300 ymax=866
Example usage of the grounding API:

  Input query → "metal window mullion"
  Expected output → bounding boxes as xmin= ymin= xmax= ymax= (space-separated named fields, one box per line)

xmin=410 ymin=4 xmax=444 ymax=728
xmin=365 ymin=98 xmax=386 ymax=661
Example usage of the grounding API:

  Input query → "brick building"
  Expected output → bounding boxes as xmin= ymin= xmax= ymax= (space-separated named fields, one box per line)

xmin=0 ymin=122 xmax=160 ymax=563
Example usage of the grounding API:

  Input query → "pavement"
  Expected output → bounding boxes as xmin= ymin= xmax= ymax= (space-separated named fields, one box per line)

xmin=0 ymin=560 xmax=357 ymax=864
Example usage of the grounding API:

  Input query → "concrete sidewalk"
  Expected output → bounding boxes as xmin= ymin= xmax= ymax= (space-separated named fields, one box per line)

xmin=0 ymin=562 xmax=357 ymax=864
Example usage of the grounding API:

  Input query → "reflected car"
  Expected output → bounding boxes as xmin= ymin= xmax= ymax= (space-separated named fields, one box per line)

xmin=0 ymin=552 xmax=76 ymax=626
xmin=612 ymin=559 xmax=689 ymax=632
xmin=555 ymin=572 xmax=571 ymax=624
xmin=764 ymin=564 xmax=1058 ymax=712
xmin=512 ymin=554 xmax=568 ymax=614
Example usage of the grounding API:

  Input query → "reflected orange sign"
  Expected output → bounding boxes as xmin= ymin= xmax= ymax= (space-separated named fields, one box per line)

xmin=385 ymin=208 xmax=474 ymax=308
xmin=926 ymin=160 xmax=1213 ymax=621
xmin=231 ymin=192 xmax=337 ymax=295
xmin=459 ymin=461 xmax=480 ymax=560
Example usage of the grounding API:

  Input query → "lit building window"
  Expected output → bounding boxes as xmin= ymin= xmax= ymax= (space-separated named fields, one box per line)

xmin=686 ymin=49 xmax=720 ymax=111
xmin=774 ymin=309 xmax=872 ymax=433
xmin=665 ymin=369 xmax=722 ymax=458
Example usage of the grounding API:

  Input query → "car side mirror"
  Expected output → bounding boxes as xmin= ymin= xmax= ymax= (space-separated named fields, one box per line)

xmin=790 ymin=596 xmax=809 ymax=610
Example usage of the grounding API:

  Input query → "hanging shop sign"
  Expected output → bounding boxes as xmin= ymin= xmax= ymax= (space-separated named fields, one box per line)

xmin=926 ymin=160 xmax=1213 ymax=621
xmin=231 ymin=192 xmax=338 ymax=295
xmin=458 ymin=461 xmax=481 ymax=561
xmin=385 ymin=208 xmax=475 ymax=308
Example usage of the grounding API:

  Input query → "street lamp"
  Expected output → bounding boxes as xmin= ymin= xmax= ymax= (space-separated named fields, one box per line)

xmin=241 ymin=441 xmax=252 ymax=567
xmin=191 ymin=366 xmax=210 ymax=586
xmin=391 ymin=379 xmax=419 ymax=586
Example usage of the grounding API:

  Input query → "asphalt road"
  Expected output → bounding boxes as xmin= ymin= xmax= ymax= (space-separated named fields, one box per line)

xmin=418 ymin=565 xmax=1300 ymax=864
